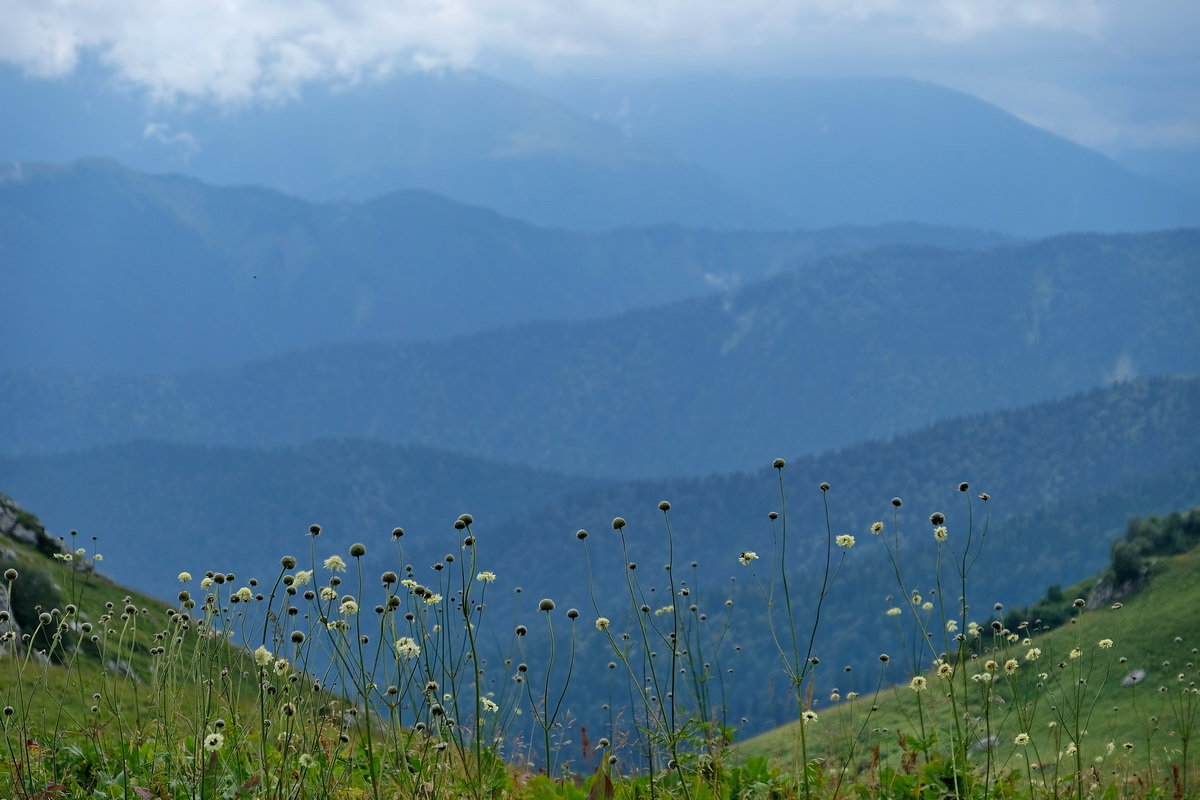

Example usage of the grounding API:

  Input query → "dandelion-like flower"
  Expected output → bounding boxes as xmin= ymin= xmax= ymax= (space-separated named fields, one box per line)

xmin=203 ymin=732 xmax=225 ymax=752
xmin=178 ymin=572 xmax=192 ymax=582
xmin=1099 ymin=638 xmax=1114 ymax=649
xmin=738 ymin=552 xmax=759 ymax=565
xmin=425 ymin=593 xmax=443 ymax=606
xmin=937 ymin=663 xmax=954 ymax=678
xmin=299 ymin=753 xmax=316 ymax=769
xmin=595 ymin=617 xmax=610 ymax=631
xmin=293 ymin=570 xmax=313 ymax=587
xmin=910 ymin=676 xmax=928 ymax=692
xmin=323 ymin=555 xmax=347 ymax=572
xmin=476 ymin=571 xmax=496 ymax=583
xmin=1013 ymin=733 xmax=1031 ymax=746
xmin=200 ymin=576 xmax=213 ymax=589
xmin=395 ymin=637 xmax=420 ymax=660
xmin=933 ymin=525 xmax=949 ymax=542
xmin=835 ymin=534 xmax=855 ymax=548
xmin=1069 ymin=647 xmax=1082 ymax=659
xmin=339 ymin=598 xmax=359 ymax=615
xmin=870 ymin=521 xmax=884 ymax=534
xmin=1026 ymin=647 xmax=1042 ymax=661
xmin=886 ymin=607 xmax=902 ymax=617
xmin=320 ymin=587 xmax=338 ymax=601
xmin=254 ymin=645 xmax=273 ymax=667
xmin=234 ymin=587 xmax=253 ymax=602
xmin=946 ymin=620 xmax=959 ymax=632
xmin=481 ymin=697 xmax=499 ymax=712
xmin=801 ymin=710 xmax=818 ymax=724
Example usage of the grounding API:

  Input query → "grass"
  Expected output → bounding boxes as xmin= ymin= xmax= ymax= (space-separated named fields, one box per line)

xmin=0 ymin=474 xmax=1196 ymax=799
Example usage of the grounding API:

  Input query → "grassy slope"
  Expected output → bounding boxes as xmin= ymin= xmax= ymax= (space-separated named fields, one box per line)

xmin=740 ymin=539 xmax=1200 ymax=777
xmin=0 ymin=529 xmax=261 ymax=739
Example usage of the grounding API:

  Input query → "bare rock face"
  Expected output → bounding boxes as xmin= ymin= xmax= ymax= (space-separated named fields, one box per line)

xmin=0 ymin=494 xmax=42 ymax=547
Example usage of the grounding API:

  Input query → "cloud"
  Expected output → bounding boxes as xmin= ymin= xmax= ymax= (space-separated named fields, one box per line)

xmin=0 ymin=0 xmax=1111 ymax=104
xmin=0 ymin=1 xmax=1196 ymax=149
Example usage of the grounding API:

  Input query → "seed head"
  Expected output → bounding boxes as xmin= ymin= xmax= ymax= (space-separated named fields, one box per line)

xmin=772 ymin=458 xmax=786 ymax=469
xmin=658 ymin=500 xmax=671 ymax=511
xmin=930 ymin=512 xmax=945 ymax=525
xmin=612 ymin=517 xmax=626 ymax=530
xmin=891 ymin=497 xmax=902 ymax=507
xmin=349 ymin=543 xmax=366 ymax=558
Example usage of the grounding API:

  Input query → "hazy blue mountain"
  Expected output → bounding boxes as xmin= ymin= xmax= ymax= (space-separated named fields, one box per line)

xmin=0 ymin=64 xmax=780 ymax=230
xmin=0 ymin=158 xmax=1011 ymax=372
xmin=4 ymin=229 xmax=1197 ymax=476
xmin=4 ymin=376 xmax=1197 ymax=734
xmin=1114 ymin=146 xmax=1200 ymax=199
xmin=4 ymin=65 xmax=1195 ymax=234
xmin=529 ymin=75 xmax=1200 ymax=235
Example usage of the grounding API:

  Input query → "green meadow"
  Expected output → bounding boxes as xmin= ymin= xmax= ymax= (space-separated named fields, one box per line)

xmin=1 ymin=479 xmax=1196 ymax=800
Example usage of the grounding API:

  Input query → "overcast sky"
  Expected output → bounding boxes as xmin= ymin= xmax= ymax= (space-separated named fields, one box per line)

xmin=2 ymin=0 xmax=1196 ymax=153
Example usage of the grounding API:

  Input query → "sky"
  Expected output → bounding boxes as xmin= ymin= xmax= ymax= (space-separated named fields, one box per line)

xmin=1 ymin=0 xmax=1197 ymax=154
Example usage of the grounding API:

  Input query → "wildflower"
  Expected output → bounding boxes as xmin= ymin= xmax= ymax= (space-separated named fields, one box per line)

xmin=1064 ymin=742 xmax=1078 ymax=757
xmin=339 ymin=598 xmax=359 ymax=615
xmin=846 ymin=691 xmax=859 ymax=700
xmin=476 ymin=571 xmax=496 ymax=583
xmin=1069 ymin=647 xmax=1082 ymax=659
xmin=921 ymin=601 xmax=933 ymax=611
xmin=274 ymin=658 xmax=290 ymax=676
xmin=203 ymin=732 xmax=225 ymax=752
xmin=53 ymin=553 xmax=74 ymax=562
xmin=1014 ymin=733 xmax=1031 ymax=746
xmin=910 ymin=676 xmax=928 ymax=692
xmin=395 ymin=637 xmax=420 ymax=660
xmin=933 ymin=525 xmax=948 ymax=542
xmin=937 ymin=663 xmax=954 ymax=678
xmin=323 ymin=555 xmax=347 ymax=572
xmin=886 ymin=607 xmax=902 ymax=617
xmin=835 ymin=534 xmax=855 ymax=548
xmin=1026 ymin=647 xmax=1042 ymax=661
xmin=178 ymin=572 xmax=192 ymax=582
xmin=234 ymin=587 xmax=253 ymax=602
xmin=293 ymin=570 xmax=313 ymax=586
xmin=299 ymin=753 xmax=316 ymax=769
xmin=93 ymin=554 xmax=103 ymax=561
xmin=254 ymin=645 xmax=273 ymax=667
xmin=738 ymin=551 xmax=759 ymax=565
xmin=320 ymin=586 xmax=338 ymax=601
xmin=1004 ymin=659 xmax=1020 ymax=675
xmin=984 ymin=660 xmax=998 ymax=672
xmin=481 ymin=697 xmax=499 ymax=712
xmin=654 ymin=605 xmax=675 ymax=616
xmin=871 ymin=521 xmax=884 ymax=534
xmin=425 ymin=593 xmax=443 ymax=606
xmin=801 ymin=710 xmax=818 ymax=724
xmin=946 ymin=620 xmax=959 ymax=632
xmin=1099 ymin=638 xmax=1114 ymax=649
xmin=200 ymin=577 xmax=213 ymax=589
xmin=595 ymin=617 xmax=610 ymax=631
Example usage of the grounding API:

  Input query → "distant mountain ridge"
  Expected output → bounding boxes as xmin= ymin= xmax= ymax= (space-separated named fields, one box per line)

xmin=3 ymin=227 xmax=1197 ymax=476
xmin=2 ymin=65 xmax=1195 ymax=234
xmin=3 ymin=376 xmax=1197 ymax=733
xmin=0 ymin=158 xmax=1012 ymax=372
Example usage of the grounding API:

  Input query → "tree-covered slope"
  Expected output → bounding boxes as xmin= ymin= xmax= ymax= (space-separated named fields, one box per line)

xmin=4 ymin=229 xmax=1197 ymax=477
xmin=4 ymin=377 xmax=1198 ymax=735
xmin=0 ymin=158 xmax=1009 ymax=372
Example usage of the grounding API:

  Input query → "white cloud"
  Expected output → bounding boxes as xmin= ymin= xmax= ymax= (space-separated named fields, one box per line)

xmin=0 ymin=0 xmax=1195 ymax=148
xmin=0 ymin=0 xmax=1111 ymax=104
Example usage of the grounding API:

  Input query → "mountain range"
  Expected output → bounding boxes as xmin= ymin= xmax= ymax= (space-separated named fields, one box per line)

xmin=3 ymin=66 xmax=1196 ymax=235
xmin=4 ymin=226 xmax=1197 ymax=476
